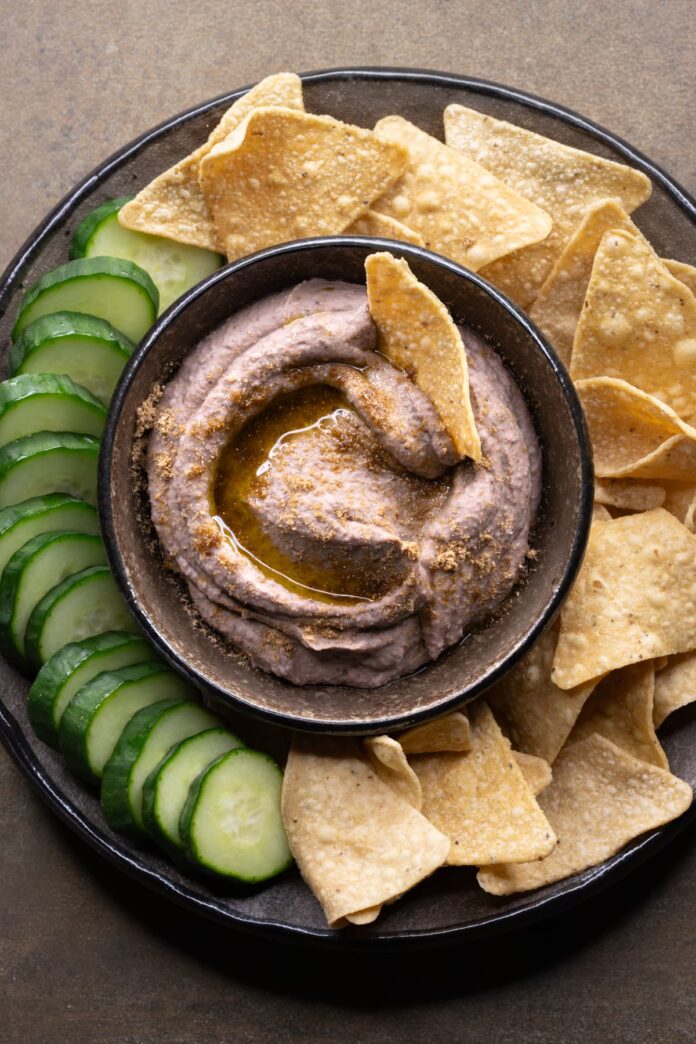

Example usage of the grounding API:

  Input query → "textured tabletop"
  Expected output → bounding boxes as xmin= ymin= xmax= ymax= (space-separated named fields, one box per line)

xmin=2 ymin=2 xmax=695 ymax=1042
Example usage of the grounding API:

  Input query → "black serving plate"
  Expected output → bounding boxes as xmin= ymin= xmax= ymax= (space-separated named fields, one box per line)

xmin=0 ymin=68 xmax=694 ymax=948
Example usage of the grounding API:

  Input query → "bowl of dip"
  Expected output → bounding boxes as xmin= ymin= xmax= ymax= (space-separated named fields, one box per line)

xmin=100 ymin=237 xmax=592 ymax=733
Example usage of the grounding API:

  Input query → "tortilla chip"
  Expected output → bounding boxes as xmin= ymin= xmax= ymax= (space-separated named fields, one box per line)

xmin=592 ymin=503 xmax=613 ymax=522
xmin=478 ymin=734 xmax=692 ymax=895
xmin=514 ymin=751 xmax=552 ymax=796
xmin=398 ymin=711 xmax=472 ymax=754
xmin=281 ymin=737 xmax=449 ymax=927
xmin=344 ymin=906 xmax=382 ymax=926
xmin=553 ymin=509 xmax=696 ymax=690
xmin=653 ymin=652 xmax=696 ymax=727
xmin=413 ymin=701 xmax=556 ymax=866
xmin=487 ymin=621 xmax=597 ymax=763
xmin=577 ymin=377 xmax=696 ymax=481
xmin=365 ymin=252 xmax=480 ymax=459
xmin=443 ymin=105 xmax=651 ymax=308
xmin=364 ymin=735 xmax=422 ymax=809
xmin=372 ymin=116 xmax=552 ymax=271
xmin=663 ymin=259 xmax=696 ymax=297
xmin=346 ymin=210 xmax=424 ymax=245
xmin=119 ymin=73 xmax=304 ymax=250
xmin=199 ymin=108 xmax=407 ymax=261
xmin=594 ymin=478 xmax=665 ymax=512
xmin=663 ymin=484 xmax=696 ymax=531
xmin=568 ymin=662 xmax=667 ymax=769
xmin=529 ymin=200 xmax=645 ymax=365
xmin=570 ymin=231 xmax=696 ymax=421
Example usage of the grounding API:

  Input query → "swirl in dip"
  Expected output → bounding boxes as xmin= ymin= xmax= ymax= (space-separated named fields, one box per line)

xmin=147 ymin=279 xmax=541 ymax=687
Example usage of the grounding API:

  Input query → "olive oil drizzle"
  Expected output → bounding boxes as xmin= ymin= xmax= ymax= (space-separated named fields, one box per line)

xmin=212 ymin=386 xmax=386 ymax=605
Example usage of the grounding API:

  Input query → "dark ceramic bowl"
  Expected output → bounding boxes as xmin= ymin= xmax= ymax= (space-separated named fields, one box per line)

xmin=100 ymin=236 xmax=592 ymax=734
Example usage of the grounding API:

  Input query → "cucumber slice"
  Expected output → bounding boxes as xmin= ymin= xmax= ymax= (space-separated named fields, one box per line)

xmin=12 ymin=257 xmax=159 ymax=344
xmin=28 ymin=631 xmax=158 ymax=748
xmin=60 ymin=662 xmax=194 ymax=783
xmin=9 ymin=313 xmax=134 ymax=404
xmin=24 ymin=564 xmax=138 ymax=670
xmin=69 ymin=198 xmax=134 ymax=259
xmin=142 ymin=727 xmax=243 ymax=853
xmin=0 ymin=374 xmax=106 ymax=449
xmin=70 ymin=198 xmax=223 ymax=314
xmin=0 ymin=432 xmax=100 ymax=509
xmin=102 ymin=699 xmax=219 ymax=836
xmin=0 ymin=531 xmax=106 ymax=666
xmin=180 ymin=748 xmax=291 ymax=882
xmin=0 ymin=494 xmax=98 ymax=577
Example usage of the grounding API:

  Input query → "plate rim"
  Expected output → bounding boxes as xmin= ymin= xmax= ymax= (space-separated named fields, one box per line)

xmin=0 ymin=66 xmax=694 ymax=948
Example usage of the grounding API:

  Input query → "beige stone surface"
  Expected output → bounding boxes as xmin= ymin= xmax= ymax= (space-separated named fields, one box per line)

xmin=1 ymin=3 xmax=694 ymax=1042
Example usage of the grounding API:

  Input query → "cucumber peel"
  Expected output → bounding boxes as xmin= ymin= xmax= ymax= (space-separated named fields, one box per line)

xmin=12 ymin=257 xmax=159 ymax=344
xmin=9 ymin=312 xmax=133 ymax=404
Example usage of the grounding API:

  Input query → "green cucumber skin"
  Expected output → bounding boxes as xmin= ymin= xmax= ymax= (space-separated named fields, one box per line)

xmin=141 ymin=727 xmax=243 ymax=856
xmin=101 ymin=699 xmax=183 ymax=835
xmin=8 ymin=313 xmax=134 ymax=400
xmin=0 ymin=432 xmax=100 ymax=509
xmin=59 ymin=662 xmax=175 ymax=783
xmin=180 ymin=749 xmax=292 ymax=883
xmin=27 ymin=632 xmax=156 ymax=748
xmin=12 ymin=257 xmax=159 ymax=342
xmin=0 ymin=530 xmax=106 ymax=668
xmin=0 ymin=495 xmax=99 ymax=577
xmin=24 ymin=564 xmax=137 ymax=671
xmin=0 ymin=373 xmax=106 ymax=439
xmin=69 ymin=198 xmax=134 ymax=260
xmin=0 ymin=375 xmax=106 ymax=447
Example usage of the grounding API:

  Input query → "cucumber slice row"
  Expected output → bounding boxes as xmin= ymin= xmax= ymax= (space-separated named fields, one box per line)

xmin=12 ymin=257 xmax=159 ymax=345
xmin=0 ymin=374 xmax=106 ymax=449
xmin=70 ymin=198 xmax=224 ymax=315
xmin=0 ymin=531 xmax=106 ymax=666
xmin=181 ymin=748 xmax=292 ymax=882
xmin=60 ymin=662 xmax=194 ymax=784
xmin=24 ymin=564 xmax=138 ymax=670
xmin=142 ymin=727 xmax=243 ymax=854
xmin=28 ymin=632 xmax=158 ymax=749
xmin=0 ymin=432 xmax=100 ymax=509
xmin=9 ymin=312 xmax=134 ymax=405
xmin=0 ymin=494 xmax=98 ymax=577
xmin=101 ymin=699 xmax=219 ymax=836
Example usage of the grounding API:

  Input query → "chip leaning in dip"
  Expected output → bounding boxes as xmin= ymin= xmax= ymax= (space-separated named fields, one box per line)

xmin=144 ymin=258 xmax=541 ymax=687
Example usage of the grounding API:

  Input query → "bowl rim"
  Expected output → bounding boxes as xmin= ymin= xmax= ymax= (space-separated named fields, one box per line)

xmin=98 ymin=234 xmax=593 ymax=733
